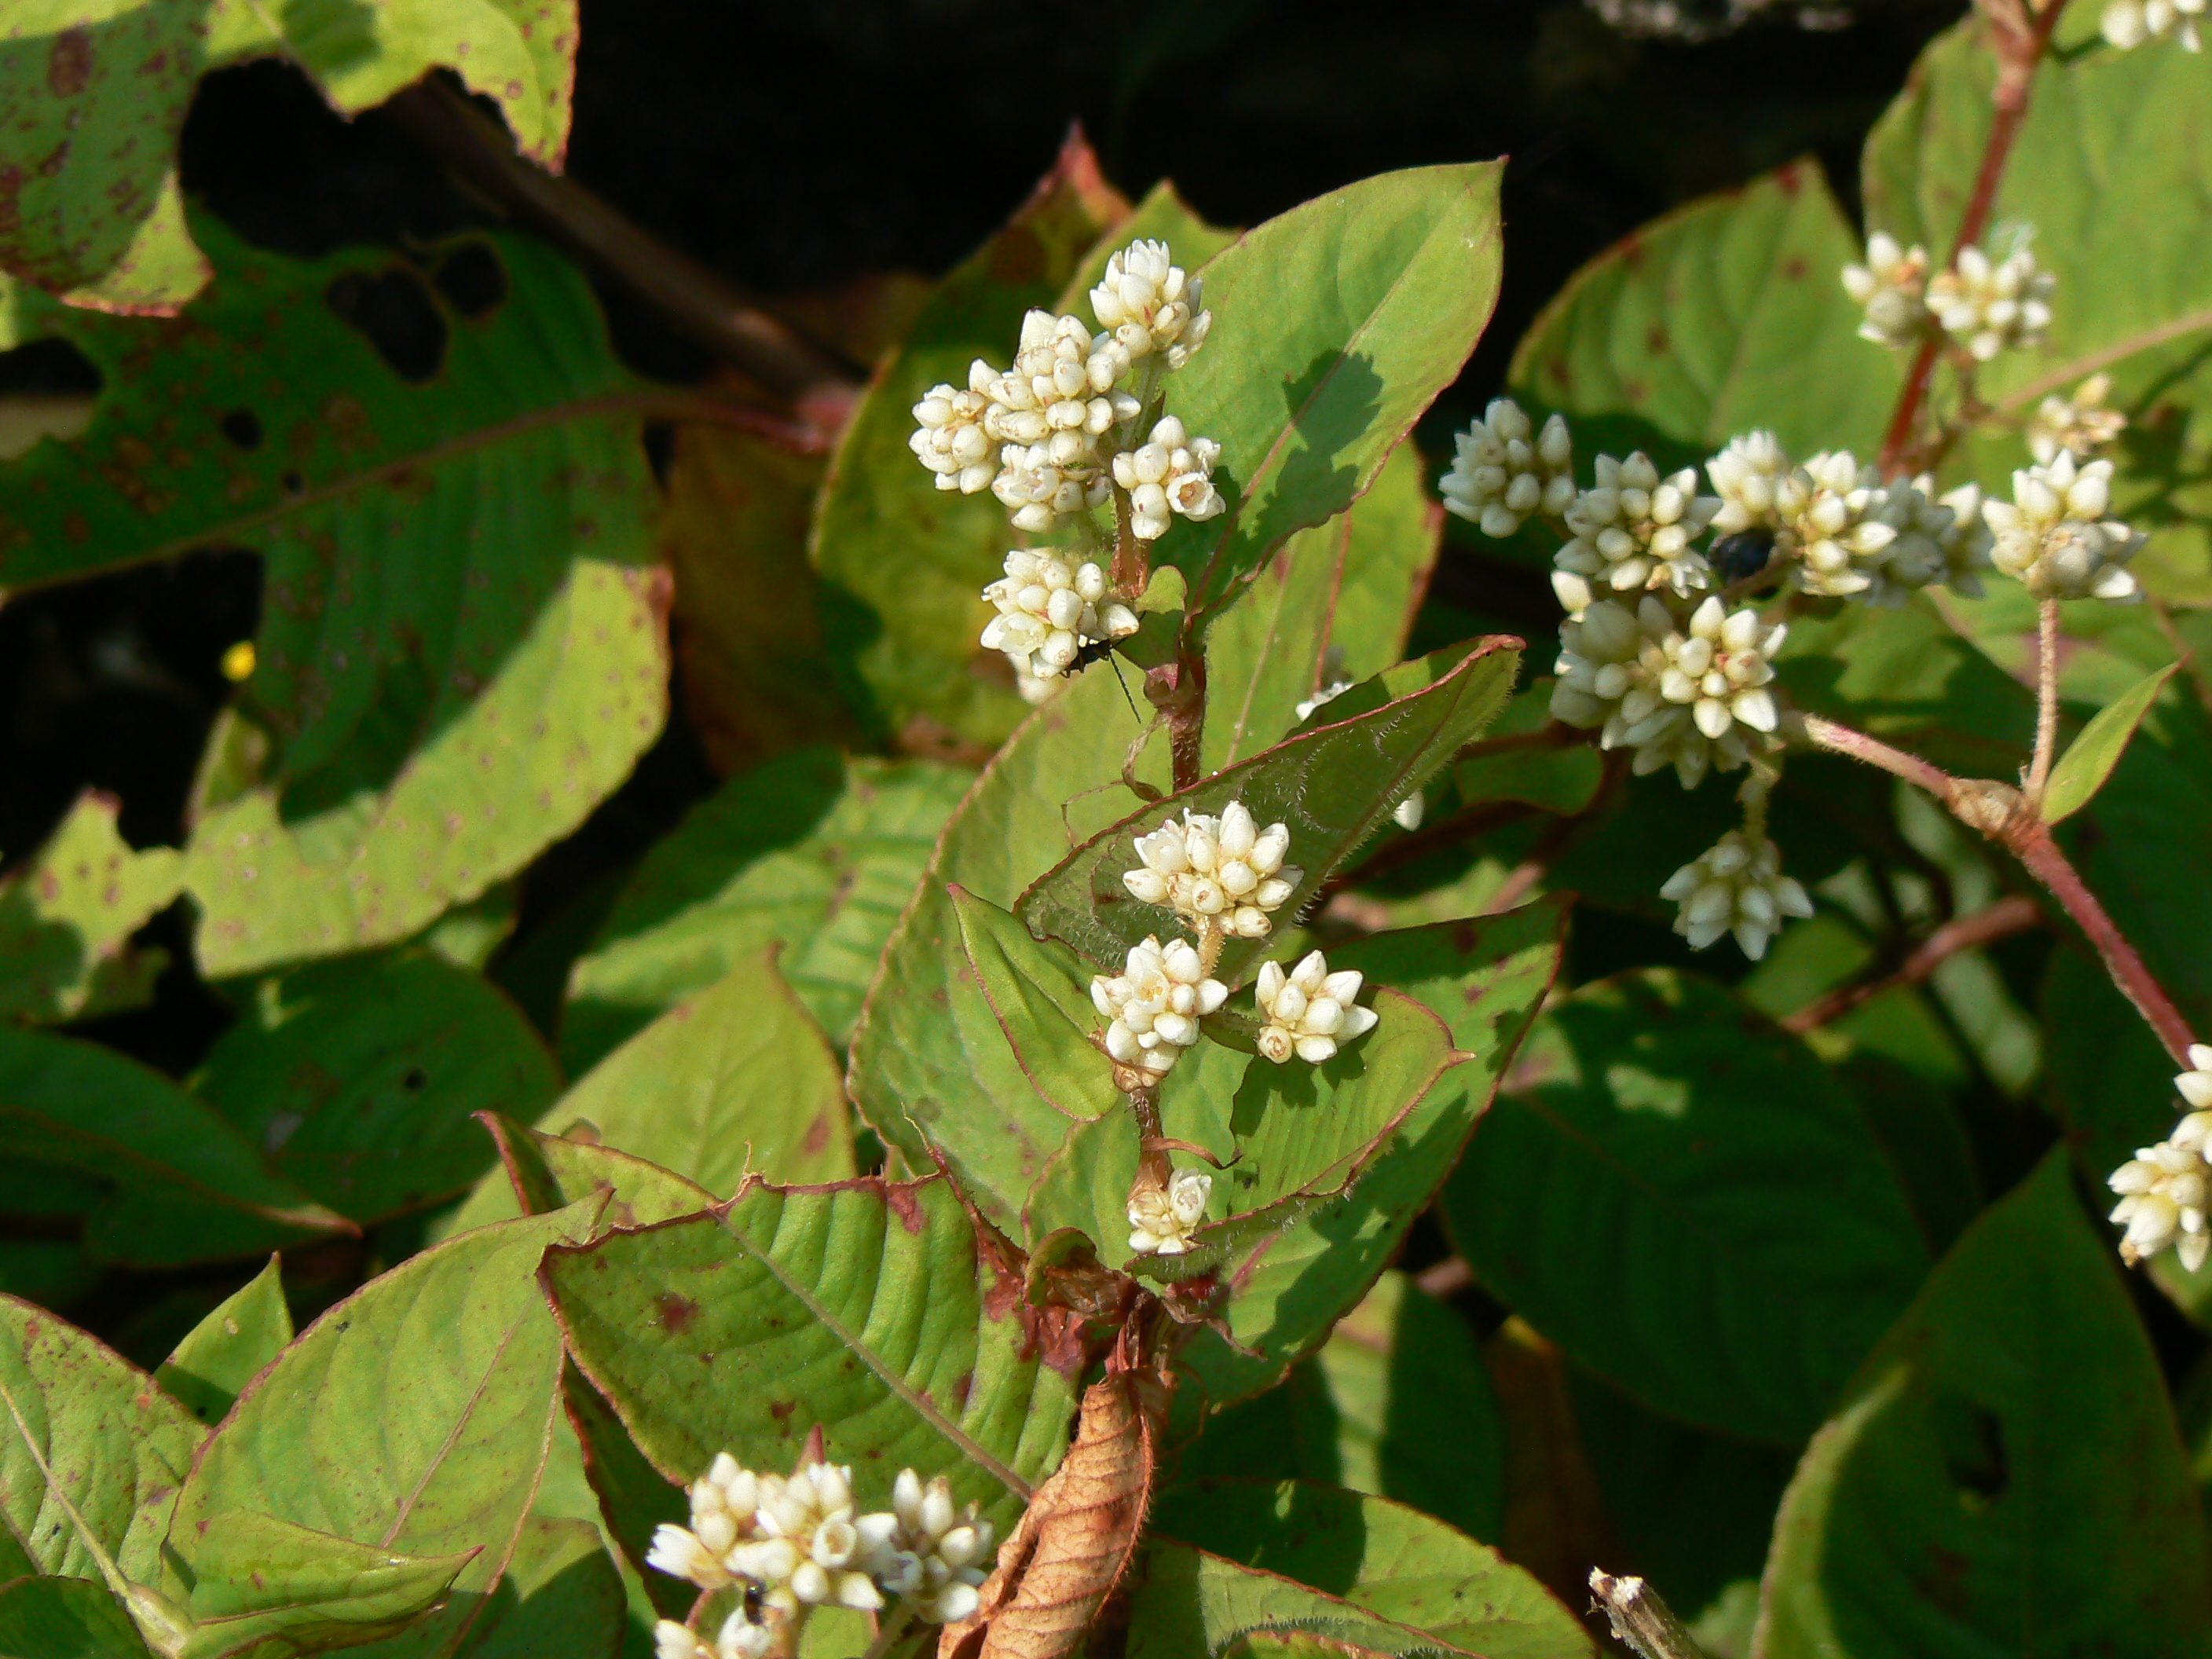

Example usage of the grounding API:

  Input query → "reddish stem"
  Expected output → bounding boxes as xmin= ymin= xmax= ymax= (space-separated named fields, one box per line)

xmin=1877 ymin=0 xmax=2069 ymax=474
xmin=1798 ymin=710 xmax=2198 ymax=1068
xmin=1782 ymin=894 xmax=2042 ymax=1032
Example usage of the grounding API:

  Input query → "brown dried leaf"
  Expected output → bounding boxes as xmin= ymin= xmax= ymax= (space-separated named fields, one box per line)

xmin=939 ymin=1353 xmax=1169 ymax=1658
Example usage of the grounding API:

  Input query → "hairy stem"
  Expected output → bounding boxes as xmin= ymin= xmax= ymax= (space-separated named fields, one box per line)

xmin=1877 ymin=0 xmax=2069 ymax=474
xmin=2026 ymin=597 xmax=2061 ymax=804
xmin=859 ymin=1602 xmax=915 ymax=1659
xmin=1797 ymin=709 xmax=2199 ymax=1066
xmin=1782 ymin=894 xmax=2042 ymax=1032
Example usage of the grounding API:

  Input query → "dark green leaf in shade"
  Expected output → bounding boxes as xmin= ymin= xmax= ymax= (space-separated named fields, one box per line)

xmin=0 ymin=1577 xmax=149 ymax=1659
xmin=1441 ymin=970 xmax=1931 ymax=1445
xmin=2043 ymin=663 xmax=2179 ymax=822
xmin=1452 ymin=687 xmax=1605 ymax=818
xmin=541 ymin=1178 xmax=1081 ymax=1537
xmin=192 ymin=950 xmax=561 ymax=1226
xmin=845 ymin=666 xmax=1163 ymax=1225
xmin=1566 ymin=1369 xmax=1795 ymax=1645
xmin=1177 ymin=903 xmax=1565 ymax=1410
xmin=1508 ymin=162 xmax=1894 ymax=473
xmin=1137 ymin=1479 xmax=1591 ymax=1659
xmin=1016 ymin=639 xmax=1519 ymax=983
xmin=558 ymin=1372 xmax=689 ymax=1624
xmin=155 ymin=1257 xmax=293 ymax=1427
xmin=0 ymin=1295 xmax=204 ymax=1586
xmin=1758 ymin=1152 xmax=2212 ymax=1654
xmin=559 ymin=750 xmax=971 ymax=1075
xmin=0 ymin=793 xmax=181 ymax=1024
xmin=171 ymin=1511 xmax=472 ymax=1659
xmin=810 ymin=137 xmax=1128 ymax=749
xmin=0 ymin=1028 xmax=353 ymax=1269
xmin=0 ymin=221 xmax=667 ymax=976
xmin=1200 ymin=445 xmax=1440 ymax=775
xmin=163 ymin=1207 xmax=598 ymax=1659
xmin=1146 ymin=165 xmax=1505 ymax=612
xmin=454 ymin=1517 xmax=624 ymax=1659
xmin=1174 ymin=1271 xmax=1504 ymax=1544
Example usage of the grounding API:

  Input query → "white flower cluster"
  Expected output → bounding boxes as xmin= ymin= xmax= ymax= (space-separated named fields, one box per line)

xmin=1982 ymin=452 xmax=2143 ymax=601
xmin=1553 ymin=452 xmax=1721 ymax=613
xmin=1927 ymin=240 xmax=2055 ymax=362
xmin=1659 ymin=830 xmax=1814 ymax=959
xmin=1840 ymin=233 xmax=1930 ymax=350
xmin=649 ymin=1452 xmax=998 ymax=1657
xmin=1091 ymin=935 xmax=1229 ymax=1079
xmin=1090 ymin=238 xmax=1212 ymax=372
xmin=1549 ymin=595 xmax=1785 ymax=789
xmin=2108 ymin=1046 xmax=2212 ymax=1270
xmin=1706 ymin=433 xmax=1986 ymax=603
xmin=979 ymin=548 xmax=1139 ymax=684
xmin=1254 ymin=949 xmax=1379 ymax=1064
xmin=2103 ymin=0 xmax=2205 ymax=50
xmin=2027 ymin=372 xmax=2126 ymax=465
xmin=1124 ymin=801 xmax=1301 ymax=942
xmin=1111 ymin=414 xmax=1224 ymax=540
xmin=1441 ymin=397 xmax=1575 ymax=538
xmin=1128 ymin=1167 xmax=1211 ymax=1256
xmin=856 ymin=1469 xmax=996 ymax=1624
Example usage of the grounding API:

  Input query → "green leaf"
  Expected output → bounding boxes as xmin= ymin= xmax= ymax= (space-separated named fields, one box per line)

xmin=1199 ymin=444 xmax=1440 ymax=775
xmin=545 ymin=948 xmax=855 ymax=1192
xmin=1760 ymin=1152 xmax=2212 ymax=1653
xmin=1508 ymin=161 xmax=1894 ymax=472
xmin=542 ymin=1177 xmax=1082 ymax=1536
xmin=1776 ymin=598 xmax=2036 ymax=781
xmin=0 ymin=2 xmax=573 ymax=311
xmin=1441 ymin=969 xmax=1932 ymax=1445
xmin=951 ymin=887 xmax=1121 ymax=1128
xmin=554 ymin=1372 xmax=688 ymax=1623
xmin=2045 ymin=663 xmax=2181 ymax=822
xmin=156 ymin=1257 xmax=293 ymax=1428
xmin=0 ymin=219 xmax=665 ymax=976
xmin=1451 ymin=686 xmax=1606 ymax=817
xmin=192 ymin=950 xmax=561 ymax=1226
xmin=1016 ymin=639 xmax=1519 ymax=982
xmin=846 ymin=666 xmax=1162 ymax=1221
xmin=1138 ymin=1480 xmax=1591 ymax=1659
xmin=1178 ymin=903 xmax=1565 ymax=1408
xmin=1566 ymin=1369 xmax=1794 ymax=1640
xmin=0 ymin=1578 xmax=148 ymax=1659
xmin=0 ymin=1028 xmax=354 ymax=1268
xmin=811 ymin=137 xmax=1128 ymax=749
xmin=0 ymin=793 xmax=181 ymax=1023
xmin=1176 ymin=1271 xmax=1505 ymax=1544
xmin=455 ymin=1518 xmax=624 ymax=1659
xmin=0 ymin=1295 xmax=204 ymax=1586
xmin=560 ymin=749 xmax=969 ymax=1074
xmin=1023 ymin=986 xmax=1459 ymax=1282
xmin=173 ymin=1511 xmax=472 ymax=1659
xmin=441 ymin=1115 xmax=716 ymax=1242
xmin=164 ymin=1207 xmax=598 ymax=1658
xmin=1865 ymin=9 xmax=2212 ymax=600
xmin=1150 ymin=165 xmax=1505 ymax=611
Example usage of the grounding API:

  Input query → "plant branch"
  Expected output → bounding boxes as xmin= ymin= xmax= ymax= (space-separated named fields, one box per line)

xmin=1782 ymin=894 xmax=2042 ymax=1032
xmin=859 ymin=1602 xmax=915 ymax=1659
xmin=1876 ymin=0 xmax=2069 ymax=474
xmin=1796 ymin=709 xmax=2199 ymax=1065
xmin=1994 ymin=305 xmax=2212 ymax=414
xmin=386 ymin=80 xmax=862 ymax=427
xmin=2025 ymin=597 xmax=2061 ymax=804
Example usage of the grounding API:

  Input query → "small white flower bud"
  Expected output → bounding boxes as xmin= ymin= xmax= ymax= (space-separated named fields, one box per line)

xmin=1658 ymin=831 xmax=1812 ymax=959
xmin=1254 ymin=950 xmax=1381 ymax=1065
xmin=1129 ymin=1168 xmax=1212 ymax=1255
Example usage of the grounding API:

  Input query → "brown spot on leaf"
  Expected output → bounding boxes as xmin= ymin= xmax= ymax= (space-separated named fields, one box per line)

xmin=768 ymin=1399 xmax=797 ymax=1419
xmin=1645 ymin=325 xmax=1667 ymax=355
xmin=48 ymin=31 xmax=92 ymax=96
xmin=653 ymin=1292 xmax=700 ymax=1333
xmin=802 ymin=1111 xmax=830 ymax=1155
xmin=883 ymin=1181 xmax=925 ymax=1235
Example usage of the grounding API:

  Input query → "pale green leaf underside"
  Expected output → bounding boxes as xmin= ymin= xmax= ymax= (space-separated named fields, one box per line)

xmin=2044 ymin=663 xmax=2178 ymax=822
